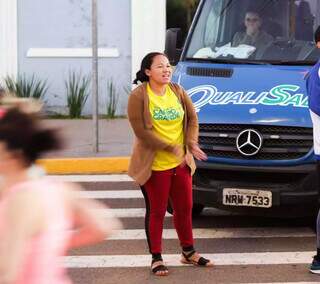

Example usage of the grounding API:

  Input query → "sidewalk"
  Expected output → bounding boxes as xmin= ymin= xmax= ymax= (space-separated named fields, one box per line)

xmin=37 ymin=118 xmax=134 ymax=174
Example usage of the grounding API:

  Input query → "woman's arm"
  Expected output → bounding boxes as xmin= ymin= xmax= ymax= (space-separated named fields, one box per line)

xmin=67 ymin=186 xmax=121 ymax=249
xmin=181 ymin=88 xmax=199 ymax=146
xmin=127 ymin=92 xmax=175 ymax=152
xmin=0 ymin=191 xmax=44 ymax=284
xmin=181 ymin=88 xmax=207 ymax=161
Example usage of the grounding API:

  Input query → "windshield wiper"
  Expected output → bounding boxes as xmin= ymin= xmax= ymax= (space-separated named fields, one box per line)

xmin=186 ymin=57 xmax=317 ymax=66
xmin=270 ymin=60 xmax=316 ymax=66
xmin=185 ymin=57 xmax=271 ymax=65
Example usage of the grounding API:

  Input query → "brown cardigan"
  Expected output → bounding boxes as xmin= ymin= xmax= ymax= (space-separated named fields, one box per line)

xmin=127 ymin=82 xmax=199 ymax=185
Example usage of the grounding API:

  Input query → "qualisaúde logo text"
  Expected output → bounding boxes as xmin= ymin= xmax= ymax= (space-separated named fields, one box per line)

xmin=187 ymin=84 xmax=308 ymax=112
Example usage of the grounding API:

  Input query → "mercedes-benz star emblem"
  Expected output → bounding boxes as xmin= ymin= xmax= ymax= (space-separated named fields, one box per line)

xmin=236 ymin=129 xmax=263 ymax=156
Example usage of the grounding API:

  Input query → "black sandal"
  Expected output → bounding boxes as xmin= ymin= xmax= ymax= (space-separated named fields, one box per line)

xmin=181 ymin=250 xmax=213 ymax=267
xmin=151 ymin=256 xmax=169 ymax=276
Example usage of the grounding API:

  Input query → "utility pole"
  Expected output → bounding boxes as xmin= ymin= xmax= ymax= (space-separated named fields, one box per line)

xmin=92 ymin=0 xmax=99 ymax=152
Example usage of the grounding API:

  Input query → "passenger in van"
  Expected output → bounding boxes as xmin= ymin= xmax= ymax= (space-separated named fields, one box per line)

xmin=306 ymin=25 xmax=320 ymax=275
xmin=232 ymin=9 xmax=273 ymax=53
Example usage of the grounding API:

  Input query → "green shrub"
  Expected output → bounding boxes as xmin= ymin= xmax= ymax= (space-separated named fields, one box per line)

xmin=105 ymin=79 xmax=119 ymax=119
xmin=65 ymin=71 xmax=90 ymax=118
xmin=4 ymin=74 xmax=48 ymax=99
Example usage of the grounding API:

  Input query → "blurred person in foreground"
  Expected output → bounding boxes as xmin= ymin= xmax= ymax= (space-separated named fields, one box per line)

xmin=0 ymin=105 xmax=120 ymax=284
xmin=0 ymin=88 xmax=5 ymax=98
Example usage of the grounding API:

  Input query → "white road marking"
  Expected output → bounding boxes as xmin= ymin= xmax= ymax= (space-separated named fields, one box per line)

xmin=98 ymin=208 xmax=171 ymax=218
xmin=98 ymin=208 xmax=234 ymax=218
xmin=108 ymin=227 xmax=314 ymax=240
xmin=63 ymin=251 xmax=314 ymax=268
xmin=49 ymin=174 xmax=133 ymax=182
xmin=77 ymin=190 xmax=142 ymax=199
xmin=77 ymin=192 xmax=242 ymax=214
xmin=52 ymin=177 xmax=317 ymax=279
xmin=246 ymin=283 xmax=317 ymax=284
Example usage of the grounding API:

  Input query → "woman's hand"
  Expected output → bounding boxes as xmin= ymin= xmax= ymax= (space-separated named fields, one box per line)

xmin=171 ymin=145 xmax=184 ymax=161
xmin=189 ymin=143 xmax=208 ymax=161
xmin=66 ymin=184 xmax=122 ymax=249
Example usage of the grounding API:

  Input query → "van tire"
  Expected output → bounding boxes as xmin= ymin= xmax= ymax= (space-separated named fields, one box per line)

xmin=192 ymin=203 xmax=205 ymax=216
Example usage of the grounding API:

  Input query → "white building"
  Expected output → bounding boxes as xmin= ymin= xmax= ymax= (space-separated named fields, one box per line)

xmin=0 ymin=0 xmax=166 ymax=115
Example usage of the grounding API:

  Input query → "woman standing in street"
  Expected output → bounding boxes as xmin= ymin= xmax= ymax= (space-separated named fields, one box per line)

xmin=127 ymin=52 xmax=213 ymax=276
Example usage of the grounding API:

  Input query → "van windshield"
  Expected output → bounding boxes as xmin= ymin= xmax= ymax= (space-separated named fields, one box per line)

xmin=186 ymin=0 xmax=320 ymax=64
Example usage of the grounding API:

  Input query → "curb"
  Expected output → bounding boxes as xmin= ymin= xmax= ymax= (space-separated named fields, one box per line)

xmin=37 ymin=157 xmax=130 ymax=175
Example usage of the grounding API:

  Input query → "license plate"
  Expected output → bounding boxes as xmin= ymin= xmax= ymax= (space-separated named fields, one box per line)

xmin=223 ymin=188 xmax=272 ymax=208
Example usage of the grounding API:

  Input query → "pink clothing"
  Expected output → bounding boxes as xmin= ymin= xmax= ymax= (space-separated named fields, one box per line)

xmin=0 ymin=178 xmax=73 ymax=284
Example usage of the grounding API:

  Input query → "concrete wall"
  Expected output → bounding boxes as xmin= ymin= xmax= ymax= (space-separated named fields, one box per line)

xmin=18 ymin=0 xmax=131 ymax=115
xmin=131 ymin=0 xmax=166 ymax=84
xmin=0 ymin=0 xmax=18 ymax=82
xmin=2 ymin=0 xmax=167 ymax=115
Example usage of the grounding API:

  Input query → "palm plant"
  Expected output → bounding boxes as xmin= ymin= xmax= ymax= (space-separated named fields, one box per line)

xmin=65 ymin=71 xmax=90 ymax=118
xmin=4 ymin=74 xmax=48 ymax=99
xmin=105 ymin=79 xmax=119 ymax=119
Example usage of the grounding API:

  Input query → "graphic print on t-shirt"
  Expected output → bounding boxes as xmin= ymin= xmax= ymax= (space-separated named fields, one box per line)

xmin=147 ymin=84 xmax=185 ymax=170
xmin=152 ymin=106 xmax=182 ymax=121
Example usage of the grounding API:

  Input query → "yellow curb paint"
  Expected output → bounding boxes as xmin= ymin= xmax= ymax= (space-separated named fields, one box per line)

xmin=36 ymin=157 xmax=129 ymax=175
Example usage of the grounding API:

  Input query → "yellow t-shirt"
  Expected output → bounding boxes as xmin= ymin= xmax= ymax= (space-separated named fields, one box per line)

xmin=147 ymin=83 xmax=185 ymax=171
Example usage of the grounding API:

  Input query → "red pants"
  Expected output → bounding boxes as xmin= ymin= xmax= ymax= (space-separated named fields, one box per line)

xmin=141 ymin=165 xmax=194 ymax=254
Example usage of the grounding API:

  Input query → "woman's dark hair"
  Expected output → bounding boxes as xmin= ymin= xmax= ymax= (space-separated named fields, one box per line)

xmin=133 ymin=52 xmax=168 ymax=84
xmin=0 ymin=108 xmax=62 ymax=165
xmin=315 ymin=25 xmax=320 ymax=43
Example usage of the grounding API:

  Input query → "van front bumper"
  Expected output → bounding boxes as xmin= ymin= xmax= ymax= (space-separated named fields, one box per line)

xmin=193 ymin=161 xmax=319 ymax=216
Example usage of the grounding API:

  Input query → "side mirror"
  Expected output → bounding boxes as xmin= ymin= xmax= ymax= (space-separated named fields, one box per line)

xmin=164 ymin=28 xmax=182 ymax=66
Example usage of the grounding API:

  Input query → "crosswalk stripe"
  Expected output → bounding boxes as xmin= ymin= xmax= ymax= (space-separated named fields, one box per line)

xmin=50 ymin=175 xmax=133 ymax=182
xmin=99 ymin=208 xmax=165 ymax=218
xmin=245 ymin=283 xmax=317 ymax=284
xmin=63 ymin=251 xmax=314 ymax=268
xmin=52 ymin=176 xmax=317 ymax=282
xmin=78 ymin=190 xmax=142 ymax=199
xmin=98 ymin=207 xmax=234 ymax=218
xmin=108 ymin=227 xmax=314 ymax=240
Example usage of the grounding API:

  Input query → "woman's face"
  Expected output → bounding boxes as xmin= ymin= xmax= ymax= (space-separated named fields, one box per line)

xmin=145 ymin=55 xmax=172 ymax=85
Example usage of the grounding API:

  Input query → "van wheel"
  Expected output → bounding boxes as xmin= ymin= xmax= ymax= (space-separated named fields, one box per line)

xmin=166 ymin=203 xmax=204 ymax=216
xmin=308 ymin=212 xmax=318 ymax=233
xmin=192 ymin=203 xmax=204 ymax=216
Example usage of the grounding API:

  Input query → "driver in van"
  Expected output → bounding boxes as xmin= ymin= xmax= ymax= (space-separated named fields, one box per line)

xmin=232 ymin=9 xmax=273 ymax=53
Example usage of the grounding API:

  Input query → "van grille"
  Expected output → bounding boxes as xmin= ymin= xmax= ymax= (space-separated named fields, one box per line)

xmin=186 ymin=67 xmax=233 ymax=77
xmin=199 ymin=124 xmax=313 ymax=160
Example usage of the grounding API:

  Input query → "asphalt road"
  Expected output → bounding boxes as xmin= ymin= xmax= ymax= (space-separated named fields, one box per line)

xmin=51 ymin=175 xmax=320 ymax=284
